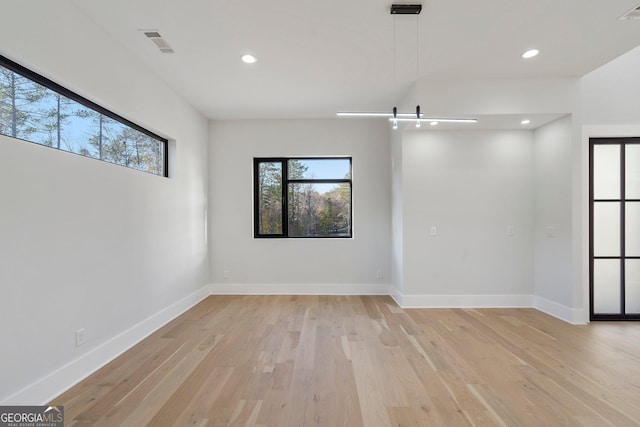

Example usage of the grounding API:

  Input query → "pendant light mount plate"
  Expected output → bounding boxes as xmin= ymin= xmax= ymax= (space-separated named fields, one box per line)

xmin=390 ymin=4 xmax=422 ymax=14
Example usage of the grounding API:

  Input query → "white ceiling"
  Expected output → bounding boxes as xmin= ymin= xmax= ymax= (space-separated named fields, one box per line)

xmin=69 ymin=0 xmax=640 ymax=121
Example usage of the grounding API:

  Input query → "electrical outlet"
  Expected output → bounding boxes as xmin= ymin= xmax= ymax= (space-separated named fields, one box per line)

xmin=430 ymin=226 xmax=437 ymax=236
xmin=75 ymin=328 xmax=86 ymax=347
xmin=507 ymin=225 xmax=515 ymax=236
xmin=223 ymin=270 xmax=230 ymax=279
xmin=376 ymin=270 xmax=383 ymax=279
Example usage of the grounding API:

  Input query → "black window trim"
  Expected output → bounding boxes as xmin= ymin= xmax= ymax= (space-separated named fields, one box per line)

xmin=253 ymin=156 xmax=353 ymax=239
xmin=0 ymin=54 xmax=169 ymax=177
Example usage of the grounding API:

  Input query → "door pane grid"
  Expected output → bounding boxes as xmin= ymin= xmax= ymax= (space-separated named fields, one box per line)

xmin=590 ymin=138 xmax=640 ymax=320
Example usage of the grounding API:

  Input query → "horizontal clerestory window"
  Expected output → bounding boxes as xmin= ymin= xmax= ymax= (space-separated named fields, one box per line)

xmin=0 ymin=55 xmax=167 ymax=177
xmin=254 ymin=157 xmax=353 ymax=238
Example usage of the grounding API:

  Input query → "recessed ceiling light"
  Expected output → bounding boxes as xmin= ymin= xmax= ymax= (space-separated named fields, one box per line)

xmin=241 ymin=54 xmax=257 ymax=64
xmin=522 ymin=49 xmax=539 ymax=59
xmin=430 ymin=121 xmax=438 ymax=126
xmin=521 ymin=119 xmax=531 ymax=125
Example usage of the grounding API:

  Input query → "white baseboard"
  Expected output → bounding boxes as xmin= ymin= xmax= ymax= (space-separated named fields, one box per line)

xmin=389 ymin=286 xmax=403 ymax=306
xmin=210 ymin=282 xmax=390 ymax=295
xmin=399 ymin=294 xmax=534 ymax=308
xmin=1 ymin=285 xmax=211 ymax=405
xmin=533 ymin=296 xmax=588 ymax=325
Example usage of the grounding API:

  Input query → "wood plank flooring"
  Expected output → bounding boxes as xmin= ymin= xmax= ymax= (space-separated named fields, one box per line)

xmin=51 ymin=296 xmax=640 ymax=426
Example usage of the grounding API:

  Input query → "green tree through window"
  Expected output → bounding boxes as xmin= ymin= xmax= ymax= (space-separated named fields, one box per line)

xmin=0 ymin=55 xmax=167 ymax=176
xmin=254 ymin=157 xmax=352 ymax=238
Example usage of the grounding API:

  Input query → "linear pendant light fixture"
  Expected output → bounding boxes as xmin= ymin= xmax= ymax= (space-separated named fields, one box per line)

xmin=336 ymin=4 xmax=477 ymax=129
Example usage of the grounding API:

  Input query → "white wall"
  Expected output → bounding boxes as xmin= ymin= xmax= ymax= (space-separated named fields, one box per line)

xmin=583 ymin=45 xmax=640 ymax=126
xmin=399 ymin=130 xmax=534 ymax=306
xmin=389 ymin=76 xmax=584 ymax=317
xmin=414 ymin=77 xmax=580 ymax=117
xmin=533 ymin=116 xmax=574 ymax=311
xmin=0 ymin=2 xmax=209 ymax=403
xmin=209 ymin=119 xmax=391 ymax=293
xmin=390 ymin=129 xmax=404 ymax=302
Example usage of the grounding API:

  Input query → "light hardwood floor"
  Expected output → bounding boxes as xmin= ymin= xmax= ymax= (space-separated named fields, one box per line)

xmin=52 ymin=296 xmax=640 ymax=426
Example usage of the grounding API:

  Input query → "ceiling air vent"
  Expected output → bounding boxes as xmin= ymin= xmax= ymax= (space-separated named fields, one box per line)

xmin=143 ymin=30 xmax=175 ymax=54
xmin=619 ymin=3 xmax=640 ymax=20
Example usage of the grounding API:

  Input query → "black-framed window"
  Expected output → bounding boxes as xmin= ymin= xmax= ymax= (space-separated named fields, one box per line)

xmin=254 ymin=157 xmax=352 ymax=238
xmin=0 ymin=54 xmax=168 ymax=177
